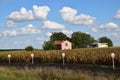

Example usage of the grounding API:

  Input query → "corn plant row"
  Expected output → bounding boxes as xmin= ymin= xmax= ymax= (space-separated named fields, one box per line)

xmin=0 ymin=47 xmax=120 ymax=65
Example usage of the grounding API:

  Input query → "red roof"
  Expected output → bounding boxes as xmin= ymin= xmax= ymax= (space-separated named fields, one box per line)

xmin=54 ymin=40 xmax=65 ymax=45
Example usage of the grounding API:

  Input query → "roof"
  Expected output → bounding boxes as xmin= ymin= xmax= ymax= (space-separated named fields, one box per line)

xmin=54 ymin=40 xmax=71 ymax=45
xmin=54 ymin=40 xmax=64 ymax=45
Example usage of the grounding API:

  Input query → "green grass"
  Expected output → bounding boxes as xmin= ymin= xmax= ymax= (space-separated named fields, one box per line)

xmin=0 ymin=66 xmax=120 ymax=80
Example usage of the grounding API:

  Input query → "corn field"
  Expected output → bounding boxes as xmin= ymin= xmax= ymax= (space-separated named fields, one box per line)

xmin=0 ymin=47 xmax=120 ymax=65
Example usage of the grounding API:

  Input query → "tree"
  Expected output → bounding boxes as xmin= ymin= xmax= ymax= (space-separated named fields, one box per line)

xmin=50 ymin=32 xmax=70 ymax=41
xmin=42 ymin=41 xmax=56 ymax=50
xmin=71 ymin=32 xmax=95 ymax=48
xmin=42 ymin=32 xmax=70 ymax=50
xmin=98 ymin=36 xmax=113 ymax=47
xmin=25 ymin=45 xmax=34 ymax=51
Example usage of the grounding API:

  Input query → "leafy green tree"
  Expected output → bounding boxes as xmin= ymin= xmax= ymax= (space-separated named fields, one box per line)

xmin=43 ymin=32 xmax=70 ymax=50
xmin=25 ymin=45 xmax=34 ymax=51
xmin=50 ymin=32 xmax=70 ymax=41
xmin=71 ymin=32 xmax=95 ymax=48
xmin=42 ymin=41 xmax=56 ymax=50
xmin=99 ymin=36 xmax=113 ymax=47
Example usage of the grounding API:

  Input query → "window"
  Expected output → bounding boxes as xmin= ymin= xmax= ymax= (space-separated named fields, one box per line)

xmin=65 ymin=43 xmax=68 ymax=46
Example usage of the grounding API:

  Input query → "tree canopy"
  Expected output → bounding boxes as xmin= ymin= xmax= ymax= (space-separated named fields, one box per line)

xmin=42 ymin=32 xmax=113 ymax=50
xmin=43 ymin=32 xmax=70 ymax=50
xmin=99 ymin=36 xmax=113 ymax=47
xmin=25 ymin=45 xmax=34 ymax=51
xmin=42 ymin=41 xmax=56 ymax=50
xmin=71 ymin=32 xmax=95 ymax=48
xmin=50 ymin=32 xmax=70 ymax=41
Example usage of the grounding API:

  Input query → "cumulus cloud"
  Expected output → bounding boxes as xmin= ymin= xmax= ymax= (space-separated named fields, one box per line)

xmin=43 ymin=20 xmax=65 ymax=30
xmin=110 ymin=33 xmax=120 ymax=42
xmin=14 ymin=40 xmax=30 ymax=45
xmin=100 ymin=22 xmax=119 ymax=31
xmin=35 ymin=37 xmax=47 ymax=44
xmin=0 ymin=24 xmax=40 ymax=37
xmin=112 ymin=33 xmax=120 ymax=39
xmin=7 ymin=5 xmax=50 ymax=22
xmin=18 ymin=24 xmax=40 ymax=35
xmin=114 ymin=9 xmax=120 ymax=19
xmin=6 ymin=20 xmax=16 ymax=27
xmin=60 ymin=6 xmax=96 ymax=26
xmin=46 ymin=32 xmax=52 ymax=37
xmin=92 ymin=27 xmax=99 ymax=33
xmin=62 ymin=29 xmax=73 ymax=37
xmin=0 ymin=30 xmax=17 ymax=37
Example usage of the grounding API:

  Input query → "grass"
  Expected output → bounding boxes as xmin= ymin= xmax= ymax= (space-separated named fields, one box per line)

xmin=0 ymin=47 xmax=120 ymax=79
xmin=0 ymin=65 xmax=120 ymax=80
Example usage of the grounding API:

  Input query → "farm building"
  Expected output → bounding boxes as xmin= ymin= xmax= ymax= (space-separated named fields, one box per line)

xmin=92 ymin=43 xmax=108 ymax=48
xmin=54 ymin=40 xmax=72 ymax=50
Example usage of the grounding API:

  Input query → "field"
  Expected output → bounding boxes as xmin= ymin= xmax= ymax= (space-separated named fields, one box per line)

xmin=0 ymin=63 xmax=120 ymax=80
xmin=0 ymin=47 xmax=120 ymax=65
xmin=0 ymin=47 xmax=120 ymax=80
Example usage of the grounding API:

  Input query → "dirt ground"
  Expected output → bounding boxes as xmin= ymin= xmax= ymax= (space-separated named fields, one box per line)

xmin=0 ymin=63 xmax=120 ymax=75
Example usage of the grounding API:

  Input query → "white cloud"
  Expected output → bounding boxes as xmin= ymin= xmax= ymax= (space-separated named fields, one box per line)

xmin=114 ymin=9 xmax=120 ymax=19
xmin=110 ymin=33 xmax=120 ymax=42
xmin=0 ymin=30 xmax=17 ymax=37
xmin=46 ymin=32 xmax=52 ymax=37
xmin=33 ymin=5 xmax=50 ymax=20
xmin=0 ymin=24 xmax=40 ymax=37
xmin=14 ymin=40 xmax=30 ymax=45
xmin=46 ymin=30 xmax=73 ymax=38
xmin=92 ymin=27 xmax=99 ymax=33
xmin=0 ymin=20 xmax=16 ymax=28
xmin=60 ymin=6 xmax=96 ymax=26
xmin=100 ymin=22 xmax=119 ymax=30
xmin=18 ymin=24 xmax=40 ymax=35
xmin=36 ymin=37 xmax=48 ymax=44
xmin=43 ymin=20 xmax=65 ymax=30
xmin=7 ymin=5 xmax=50 ymax=22
xmin=6 ymin=20 xmax=16 ymax=27
xmin=62 ymin=29 xmax=73 ymax=37
xmin=14 ymin=41 xmax=22 ymax=45
xmin=115 ymin=28 xmax=120 ymax=32
xmin=112 ymin=33 xmax=120 ymax=38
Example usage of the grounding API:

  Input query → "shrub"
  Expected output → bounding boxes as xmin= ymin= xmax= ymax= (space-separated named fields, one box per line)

xmin=25 ymin=45 xmax=34 ymax=51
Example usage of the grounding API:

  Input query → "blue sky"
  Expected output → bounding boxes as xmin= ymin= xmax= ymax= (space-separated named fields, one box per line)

xmin=0 ymin=0 xmax=120 ymax=49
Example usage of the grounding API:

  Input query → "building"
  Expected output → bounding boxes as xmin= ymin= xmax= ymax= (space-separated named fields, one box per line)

xmin=92 ymin=43 xmax=108 ymax=48
xmin=54 ymin=40 xmax=72 ymax=50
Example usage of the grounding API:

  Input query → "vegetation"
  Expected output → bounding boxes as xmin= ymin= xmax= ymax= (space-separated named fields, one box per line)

xmin=0 ymin=47 xmax=120 ymax=65
xmin=50 ymin=32 xmax=70 ymax=41
xmin=42 ymin=41 xmax=56 ymax=50
xmin=0 ymin=47 xmax=120 ymax=80
xmin=43 ymin=32 xmax=113 ymax=50
xmin=43 ymin=32 xmax=70 ymax=50
xmin=99 ymin=36 xmax=113 ymax=47
xmin=71 ymin=32 xmax=95 ymax=48
xmin=0 ymin=66 xmax=119 ymax=80
xmin=25 ymin=45 xmax=34 ymax=51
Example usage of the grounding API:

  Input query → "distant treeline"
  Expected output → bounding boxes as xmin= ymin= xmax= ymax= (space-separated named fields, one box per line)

xmin=0 ymin=49 xmax=24 ymax=51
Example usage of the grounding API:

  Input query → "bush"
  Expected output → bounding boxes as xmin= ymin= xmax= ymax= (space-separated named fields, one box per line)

xmin=42 ymin=41 xmax=56 ymax=50
xmin=25 ymin=45 xmax=34 ymax=51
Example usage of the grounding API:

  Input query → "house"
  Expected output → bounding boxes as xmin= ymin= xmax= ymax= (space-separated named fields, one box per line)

xmin=92 ymin=43 xmax=108 ymax=48
xmin=54 ymin=40 xmax=72 ymax=50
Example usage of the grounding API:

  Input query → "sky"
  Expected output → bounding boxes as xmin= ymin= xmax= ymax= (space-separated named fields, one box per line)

xmin=0 ymin=0 xmax=120 ymax=49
